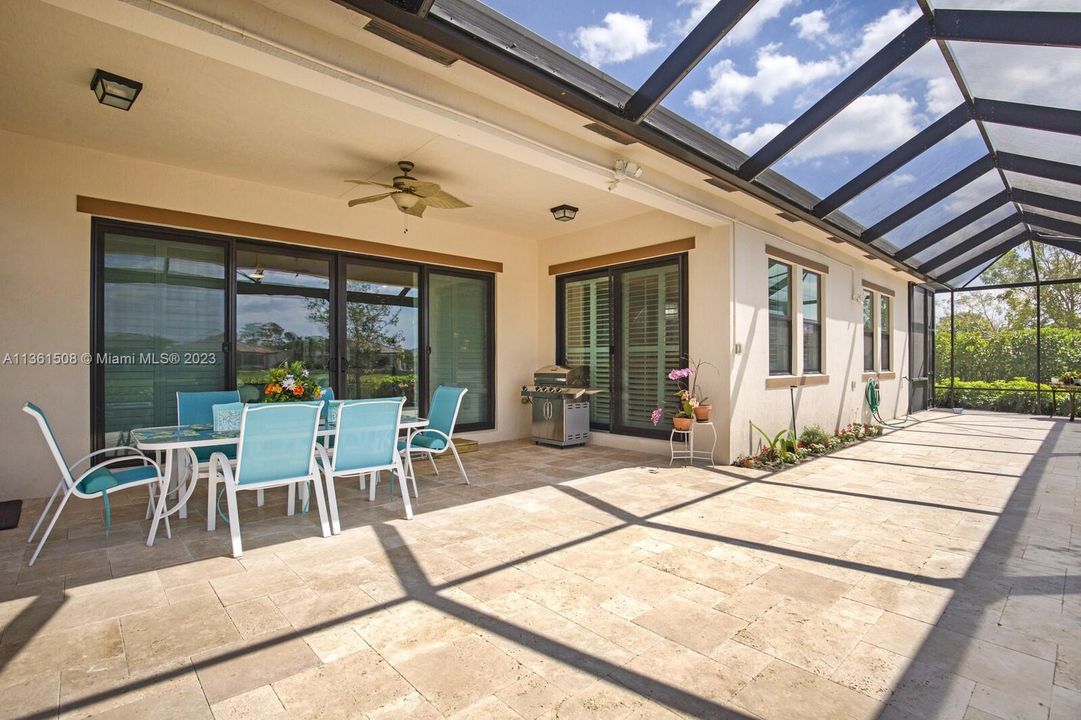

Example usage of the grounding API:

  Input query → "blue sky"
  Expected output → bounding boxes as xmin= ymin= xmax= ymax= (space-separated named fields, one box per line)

xmin=478 ymin=3 xmax=990 ymax=222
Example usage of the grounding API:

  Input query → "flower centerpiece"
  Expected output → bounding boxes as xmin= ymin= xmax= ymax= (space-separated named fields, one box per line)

xmin=263 ymin=361 xmax=325 ymax=402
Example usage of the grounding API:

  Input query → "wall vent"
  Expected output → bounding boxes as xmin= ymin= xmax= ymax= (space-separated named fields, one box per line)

xmin=777 ymin=212 xmax=801 ymax=223
xmin=583 ymin=123 xmax=636 ymax=145
xmin=364 ymin=21 xmax=458 ymax=66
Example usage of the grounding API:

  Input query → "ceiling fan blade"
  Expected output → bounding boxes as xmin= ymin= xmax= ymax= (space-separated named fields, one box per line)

xmin=346 ymin=179 xmax=396 ymax=189
xmin=421 ymin=190 xmax=471 ymax=209
xmin=348 ymin=191 xmax=397 ymax=207
xmin=402 ymin=200 xmax=427 ymax=218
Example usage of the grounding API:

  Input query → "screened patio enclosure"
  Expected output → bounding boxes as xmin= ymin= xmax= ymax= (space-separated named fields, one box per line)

xmin=932 ymin=239 xmax=1081 ymax=415
xmin=351 ymin=0 xmax=1081 ymax=288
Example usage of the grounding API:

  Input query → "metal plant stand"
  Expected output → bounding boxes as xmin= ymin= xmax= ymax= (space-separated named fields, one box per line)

xmin=669 ymin=420 xmax=717 ymax=466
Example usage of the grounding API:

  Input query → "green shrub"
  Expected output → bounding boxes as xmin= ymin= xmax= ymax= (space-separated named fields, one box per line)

xmin=798 ymin=424 xmax=830 ymax=447
xmin=936 ymin=377 xmax=1055 ymax=414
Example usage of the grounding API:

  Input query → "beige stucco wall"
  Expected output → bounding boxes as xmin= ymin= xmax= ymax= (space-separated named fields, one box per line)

xmin=0 ymin=125 xmax=917 ymax=499
xmin=0 ymin=128 xmax=540 ymax=501
xmin=536 ymin=211 xmax=732 ymax=459
xmin=729 ymin=223 xmax=911 ymax=460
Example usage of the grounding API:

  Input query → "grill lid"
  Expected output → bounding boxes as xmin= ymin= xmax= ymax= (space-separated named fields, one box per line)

xmin=532 ymin=364 xmax=589 ymax=387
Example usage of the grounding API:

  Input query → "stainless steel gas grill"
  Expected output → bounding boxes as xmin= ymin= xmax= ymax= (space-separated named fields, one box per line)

xmin=520 ymin=365 xmax=604 ymax=447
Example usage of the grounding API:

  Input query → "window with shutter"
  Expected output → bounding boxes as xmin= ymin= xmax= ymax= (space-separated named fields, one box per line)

xmin=556 ymin=255 xmax=686 ymax=439
xmin=618 ymin=263 xmax=682 ymax=433
xmin=562 ymin=275 xmax=610 ymax=427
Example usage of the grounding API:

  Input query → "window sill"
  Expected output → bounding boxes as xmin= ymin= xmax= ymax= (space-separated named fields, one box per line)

xmin=861 ymin=371 xmax=896 ymax=381
xmin=765 ymin=374 xmax=829 ymax=389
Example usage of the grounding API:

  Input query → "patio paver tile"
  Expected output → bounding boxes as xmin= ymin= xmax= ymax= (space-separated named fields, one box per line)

xmin=0 ymin=412 xmax=1076 ymax=719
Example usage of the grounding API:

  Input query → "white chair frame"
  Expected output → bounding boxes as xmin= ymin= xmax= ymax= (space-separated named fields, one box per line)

xmin=22 ymin=404 xmax=169 ymax=566
xmin=315 ymin=399 xmax=413 ymax=531
xmin=207 ymin=404 xmax=330 ymax=558
xmin=400 ymin=388 xmax=470 ymax=498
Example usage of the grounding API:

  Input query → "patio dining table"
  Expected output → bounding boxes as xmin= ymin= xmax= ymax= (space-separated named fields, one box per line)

xmin=132 ymin=414 xmax=429 ymax=546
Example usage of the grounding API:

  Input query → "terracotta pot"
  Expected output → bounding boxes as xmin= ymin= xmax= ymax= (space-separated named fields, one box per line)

xmin=673 ymin=416 xmax=693 ymax=431
xmin=693 ymin=405 xmax=712 ymax=421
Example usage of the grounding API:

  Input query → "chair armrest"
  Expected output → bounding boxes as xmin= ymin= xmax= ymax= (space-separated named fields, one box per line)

xmin=68 ymin=446 xmax=152 ymax=470
xmin=73 ymin=455 xmax=163 ymax=484
xmin=208 ymin=451 xmax=235 ymax=484
xmin=404 ymin=429 xmax=451 ymax=454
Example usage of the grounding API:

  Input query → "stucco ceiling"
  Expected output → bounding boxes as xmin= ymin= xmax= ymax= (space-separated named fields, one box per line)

xmin=0 ymin=0 xmax=651 ymax=239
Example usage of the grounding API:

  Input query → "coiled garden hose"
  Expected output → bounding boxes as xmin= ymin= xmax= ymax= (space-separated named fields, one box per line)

xmin=865 ymin=379 xmax=906 ymax=426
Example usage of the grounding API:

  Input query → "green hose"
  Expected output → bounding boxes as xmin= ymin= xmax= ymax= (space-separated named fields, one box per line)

xmin=865 ymin=379 xmax=905 ymax=426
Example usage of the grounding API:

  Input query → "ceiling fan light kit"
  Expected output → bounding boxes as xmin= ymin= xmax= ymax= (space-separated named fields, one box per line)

xmin=346 ymin=160 xmax=470 ymax=219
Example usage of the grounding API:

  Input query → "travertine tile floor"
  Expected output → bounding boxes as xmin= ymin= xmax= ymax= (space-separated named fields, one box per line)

xmin=1 ymin=410 xmax=1079 ymax=719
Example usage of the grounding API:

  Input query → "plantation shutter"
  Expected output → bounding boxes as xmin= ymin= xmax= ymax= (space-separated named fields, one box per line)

xmin=427 ymin=271 xmax=492 ymax=428
xmin=618 ymin=261 xmax=682 ymax=431
xmin=563 ymin=276 xmax=611 ymax=426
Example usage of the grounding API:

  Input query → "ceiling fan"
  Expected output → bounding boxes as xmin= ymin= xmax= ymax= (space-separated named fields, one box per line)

xmin=346 ymin=161 xmax=470 ymax=218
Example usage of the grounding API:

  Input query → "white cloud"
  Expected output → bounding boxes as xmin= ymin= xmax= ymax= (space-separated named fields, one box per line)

xmin=926 ymin=76 xmax=964 ymax=115
xmin=791 ymin=10 xmax=830 ymax=41
xmin=787 ymin=93 xmax=922 ymax=161
xmin=676 ymin=0 xmax=799 ymax=44
xmin=689 ymin=44 xmax=840 ymax=113
xmin=845 ymin=6 xmax=923 ymax=68
xmin=573 ymin=13 xmax=662 ymax=66
xmin=887 ymin=173 xmax=916 ymax=188
xmin=731 ymin=123 xmax=788 ymax=154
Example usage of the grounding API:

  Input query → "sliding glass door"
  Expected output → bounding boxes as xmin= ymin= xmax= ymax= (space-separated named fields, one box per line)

xmin=236 ymin=246 xmax=332 ymax=400
xmin=557 ymin=254 xmax=686 ymax=439
xmin=341 ymin=259 xmax=420 ymax=410
xmin=93 ymin=228 xmax=228 ymax=448
xmin=428 ymin=270 xmax=494 ymax=430
xmin=92 ymin=220 xmax=496 ymax=449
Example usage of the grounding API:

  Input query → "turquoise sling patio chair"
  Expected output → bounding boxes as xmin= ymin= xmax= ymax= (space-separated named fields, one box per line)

xmin=207 ymin=401 xmax=330 ymax=558
xmin=399 ymin=385 xmax=470 ymax=498
xmin=22 ymin=402 xmax=169 ymax=566
xmin=176 ymin=390 xmax=261 ymax=522
xmin=315 ymin=397 xmax=412 ymax=531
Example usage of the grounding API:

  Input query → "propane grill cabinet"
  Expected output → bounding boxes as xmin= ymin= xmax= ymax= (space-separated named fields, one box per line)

xmin=520 ymin=365 xmax=604 ymax=447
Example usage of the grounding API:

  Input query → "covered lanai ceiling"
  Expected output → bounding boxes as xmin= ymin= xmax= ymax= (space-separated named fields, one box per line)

xmin=345 ymin=0 xmax=1081 ymax=287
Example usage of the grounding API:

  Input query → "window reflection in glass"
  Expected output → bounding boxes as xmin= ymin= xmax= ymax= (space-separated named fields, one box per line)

xmin=768 ymin=260 xmax=792 ymax=375
xmin=344 ymin=262 xmax=419 ymax=409
xmin=236 ymin=248 xmax=331 ymax=400
xmin=802 ymin=270 xmax=822 ymax=373
xmin=864 ymin=291 xmax=875 ymax=372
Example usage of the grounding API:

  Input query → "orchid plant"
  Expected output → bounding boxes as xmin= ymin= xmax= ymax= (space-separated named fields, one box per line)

xmin=650 ymin=363 xmax=701 ymax=425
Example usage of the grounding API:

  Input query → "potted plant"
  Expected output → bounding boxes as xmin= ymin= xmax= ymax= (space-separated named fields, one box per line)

xmin=683 ymin=357 xmax=716 ymax=421
xmin=674 ymin=396 xmax=694 ymax=431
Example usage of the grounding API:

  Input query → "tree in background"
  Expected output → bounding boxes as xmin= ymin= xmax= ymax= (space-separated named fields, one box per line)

xmin=979 ymin=243 xmax=1081 ymax=329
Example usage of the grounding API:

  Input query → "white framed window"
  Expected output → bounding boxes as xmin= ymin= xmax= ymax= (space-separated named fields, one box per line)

xmin=863 ymin=285 xmax=894 ymax=374
xmin=766 ymin=247 xmax=828 ymax=382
